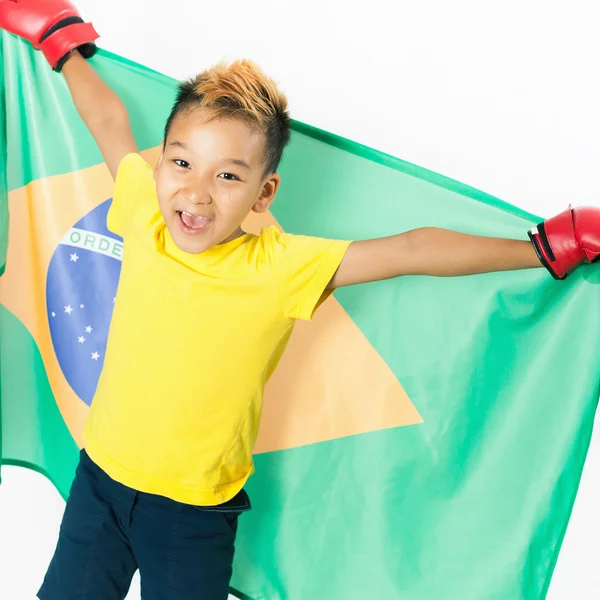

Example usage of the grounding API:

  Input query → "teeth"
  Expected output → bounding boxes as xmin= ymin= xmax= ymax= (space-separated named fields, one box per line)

xmin=181 ymin=210 xmax=209 ymax=221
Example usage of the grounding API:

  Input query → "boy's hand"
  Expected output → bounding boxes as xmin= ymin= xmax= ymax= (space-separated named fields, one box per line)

xmin=528 ymin=206 xmax=600 ymax=279
xmin=0 ymin=0 xmax=98 ymax=72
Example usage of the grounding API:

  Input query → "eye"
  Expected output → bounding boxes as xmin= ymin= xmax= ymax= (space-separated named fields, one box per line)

xmin=173 ymin=159 xmax=191 ymax=169
xmin=218 ymin=173 xmax=240 ymax=181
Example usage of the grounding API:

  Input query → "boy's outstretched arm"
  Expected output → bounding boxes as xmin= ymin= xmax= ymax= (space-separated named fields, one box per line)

xmin=0 ymin=0 xmax=137 ymax=179
xmin=62 ymin=53 xmax=138 ymax=179
xmin=329 ymin=206 xmax=600 ymax=288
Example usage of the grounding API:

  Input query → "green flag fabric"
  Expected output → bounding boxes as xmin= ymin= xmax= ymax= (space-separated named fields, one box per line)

xmin=0 ymin=36 xmax=6 ymax=278
xmin=1 ymin=30 xmax=600 ymax=600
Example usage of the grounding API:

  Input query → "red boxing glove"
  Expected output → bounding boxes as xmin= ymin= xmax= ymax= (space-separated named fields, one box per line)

xmin=528 ymin=205 xmax=600 ymax=280
xmin=0 ymin=0 xmax=99 ymax=72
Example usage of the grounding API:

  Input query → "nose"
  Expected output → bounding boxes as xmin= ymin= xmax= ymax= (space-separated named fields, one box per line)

xmin=180 ymin=169 xmax=213 ymax=205
xmin=183 ymin=186 xmax=212 ymax=205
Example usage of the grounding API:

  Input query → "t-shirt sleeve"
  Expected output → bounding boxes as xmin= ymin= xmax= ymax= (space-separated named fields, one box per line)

xmin=266 ymin=226 xmax=352 ymax=321
xmin=106 ymin=153 xmax=156 ymax=237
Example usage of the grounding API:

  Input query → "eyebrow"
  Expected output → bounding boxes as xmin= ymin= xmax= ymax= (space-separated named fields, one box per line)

xmin=222 ymin=158 xmax=251 ymax=170
xmin=167 ymin=140 xmax=188 ymax=150
xmin=167 ymin=140 xmax=251 ymax=170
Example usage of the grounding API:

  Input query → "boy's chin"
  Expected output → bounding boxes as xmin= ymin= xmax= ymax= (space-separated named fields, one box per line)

xmin=165 ymin=220 xmax=246 ymax=255
xmin=167 ymin=226 xmax=215 ymax=255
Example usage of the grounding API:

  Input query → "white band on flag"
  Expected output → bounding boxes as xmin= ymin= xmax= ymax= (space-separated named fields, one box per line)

xmin=59 ymin=227 xmax=123 ymax=262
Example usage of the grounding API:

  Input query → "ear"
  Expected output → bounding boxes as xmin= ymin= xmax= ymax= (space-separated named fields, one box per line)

xmin=252 ymin=173 xmax=281 ymax=214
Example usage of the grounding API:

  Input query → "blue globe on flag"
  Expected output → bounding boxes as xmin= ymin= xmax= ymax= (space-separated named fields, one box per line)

xmin=46 ymin=199 xmax=123 ymax=406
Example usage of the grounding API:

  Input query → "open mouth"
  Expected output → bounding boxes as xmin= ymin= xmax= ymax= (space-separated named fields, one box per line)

xmin=177 ymin=210 xmax=213 ymax=234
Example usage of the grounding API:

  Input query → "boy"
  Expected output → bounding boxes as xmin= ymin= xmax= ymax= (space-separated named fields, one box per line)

xmin=2 ymin=2 xmax=600 ymax=599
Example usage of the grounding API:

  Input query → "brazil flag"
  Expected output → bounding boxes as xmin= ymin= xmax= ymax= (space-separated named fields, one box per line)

xmin=1 ymin=30 xmax=600 ymax=600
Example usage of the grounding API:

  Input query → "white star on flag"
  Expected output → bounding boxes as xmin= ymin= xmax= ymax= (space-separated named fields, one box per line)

xmin=91 ymin=352 xmax=100 ymax=361
xmin=85 ymin=325 xmax=93 ymax=333
xmin=78 ymin=336 xmax=86 ymax=344
xmin=70 ymin=253 xmax=79 ymax=262
xmin=51 ymin=312 xmax=56 ymax=317
xmin=64 ymin=305 xmax=73 ymax=314
xmin=80 ymin=304 xmax=84 ymax=309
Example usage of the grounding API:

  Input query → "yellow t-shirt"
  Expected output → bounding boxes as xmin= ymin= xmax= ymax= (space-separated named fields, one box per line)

xmin=82 ymin=153 xmax=351 ymax=505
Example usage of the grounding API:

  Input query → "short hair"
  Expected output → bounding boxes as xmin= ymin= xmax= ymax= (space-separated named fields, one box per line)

xmin=163 ymin=59 xmax=291 ymax=177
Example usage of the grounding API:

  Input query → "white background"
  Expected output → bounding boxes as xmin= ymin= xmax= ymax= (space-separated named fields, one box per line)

xmin=2 ymin=1 xmax=600 ymax=598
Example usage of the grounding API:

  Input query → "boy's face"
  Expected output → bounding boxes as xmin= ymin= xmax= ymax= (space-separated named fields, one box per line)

xmin=154 ymin=108 xmax=280 ymax=254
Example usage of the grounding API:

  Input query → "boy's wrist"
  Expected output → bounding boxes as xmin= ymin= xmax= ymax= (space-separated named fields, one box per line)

xmin=40 ymin=18 xmax=99 ymax=72
xmin=61 ymin=49 xmax=85 ymax=73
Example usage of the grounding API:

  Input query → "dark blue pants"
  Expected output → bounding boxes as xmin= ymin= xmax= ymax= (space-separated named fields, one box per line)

xmin=38 ymin=450 xmax=250 ymax=600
